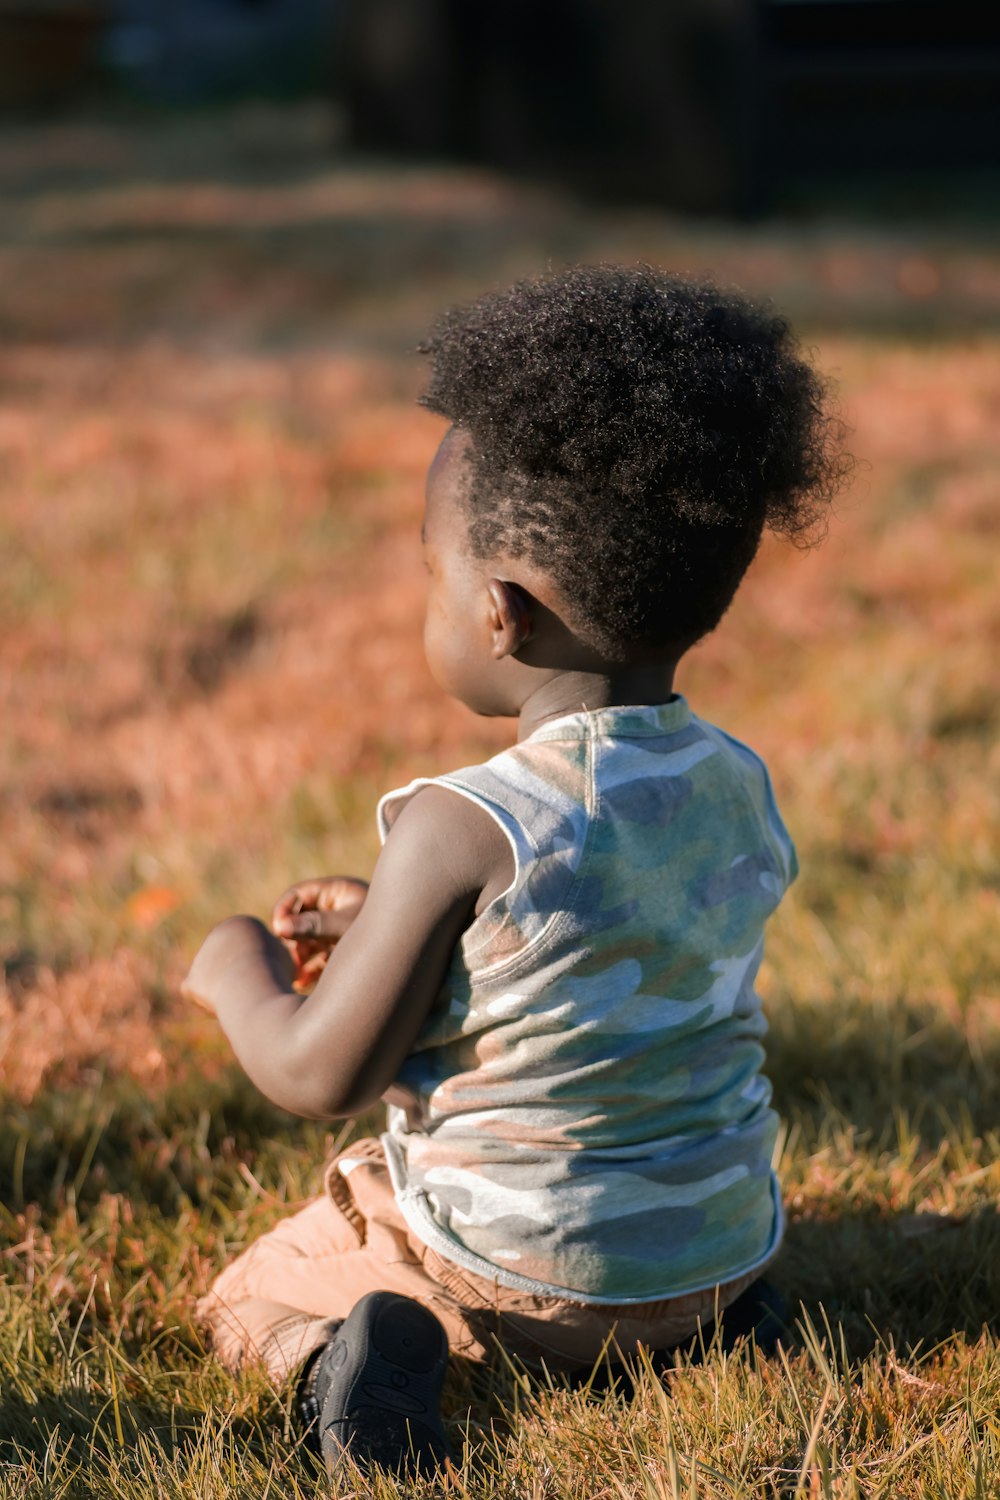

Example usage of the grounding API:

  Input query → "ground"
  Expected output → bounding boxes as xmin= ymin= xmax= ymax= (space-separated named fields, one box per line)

xmin=0 ymin=102 xmax=997 ymax=1498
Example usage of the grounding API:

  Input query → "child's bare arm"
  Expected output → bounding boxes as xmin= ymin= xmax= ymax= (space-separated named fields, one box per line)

xmin=181 ymin=787 xmax=511 ymax=1119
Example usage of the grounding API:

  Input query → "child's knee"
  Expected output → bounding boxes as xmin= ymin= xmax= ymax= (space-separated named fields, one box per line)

xmin=202 ymin=1192 xmax=361 ymax=1311
xmin=197 ymin=1291 xmax=338 ymax=1383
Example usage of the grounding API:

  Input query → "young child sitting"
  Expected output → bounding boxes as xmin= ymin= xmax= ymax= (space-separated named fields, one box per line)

xmin=182 ymin=265 xmax=846 ymax=1477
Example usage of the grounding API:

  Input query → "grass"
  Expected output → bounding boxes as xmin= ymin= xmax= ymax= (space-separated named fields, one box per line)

xmin=0 ymin=102 xmax=998 ymax=1496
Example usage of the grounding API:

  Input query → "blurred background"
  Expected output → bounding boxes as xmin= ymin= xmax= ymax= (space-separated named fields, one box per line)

xmin=0 ymin=5 xmax=997 ymax=1478
xmin=2 ymin=0 xmax=1000 ymax=213
xmin=334 ymin=0 xmax=1000 ymax=215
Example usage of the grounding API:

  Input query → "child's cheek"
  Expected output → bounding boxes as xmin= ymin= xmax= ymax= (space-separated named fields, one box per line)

xmin=424 ymin=606 xmax=486 ymax=709
xmin=422 ymin=600 xmax=449 ymax=686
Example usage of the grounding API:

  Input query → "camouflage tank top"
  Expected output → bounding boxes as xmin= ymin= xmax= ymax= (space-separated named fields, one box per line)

xmin=377 ymin=698 xmax=796 ymax=1303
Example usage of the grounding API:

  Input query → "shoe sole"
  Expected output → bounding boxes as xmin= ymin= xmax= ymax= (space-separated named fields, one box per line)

xmin=317 ymin=1290 xmax=451 ymax=1477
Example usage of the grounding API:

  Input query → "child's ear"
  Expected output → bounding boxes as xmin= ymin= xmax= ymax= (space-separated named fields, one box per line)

xmin=486 ymin=579 xmax=533 ymax=660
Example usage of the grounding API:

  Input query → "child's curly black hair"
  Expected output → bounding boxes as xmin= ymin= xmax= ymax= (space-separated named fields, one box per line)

xmin=420 ymin=265 xmax=850 ymax=656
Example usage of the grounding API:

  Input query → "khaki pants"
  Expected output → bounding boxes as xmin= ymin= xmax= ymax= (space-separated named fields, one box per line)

xmin=196 ymin=1138 xmax=762 ymax=1384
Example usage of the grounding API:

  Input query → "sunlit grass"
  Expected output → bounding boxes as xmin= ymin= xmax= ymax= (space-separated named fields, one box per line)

xmin=1 ymin=107 xmax=998 ymax=1495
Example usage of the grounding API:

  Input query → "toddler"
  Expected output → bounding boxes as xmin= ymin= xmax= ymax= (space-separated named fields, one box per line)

xmin=183 ymin=265 xmax=846 ymax=1476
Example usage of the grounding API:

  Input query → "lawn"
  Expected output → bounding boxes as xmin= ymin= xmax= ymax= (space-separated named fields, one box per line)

xmin=0 ymin=104 xmax=997 ymax=1497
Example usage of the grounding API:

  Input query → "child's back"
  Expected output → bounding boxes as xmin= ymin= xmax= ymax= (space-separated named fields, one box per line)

xmin=381 ymin=699 xmax=797 ymax=1299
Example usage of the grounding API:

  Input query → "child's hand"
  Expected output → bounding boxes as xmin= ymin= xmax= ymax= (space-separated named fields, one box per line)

xmin=271 ymin=876 xmax=369 ymax=989
xmin=181 ymin=915 xmax=293 ymax=1016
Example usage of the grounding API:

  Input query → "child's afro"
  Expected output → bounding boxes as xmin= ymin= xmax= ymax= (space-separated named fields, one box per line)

xmin=420 ymin=265 xmax=850 ymax=656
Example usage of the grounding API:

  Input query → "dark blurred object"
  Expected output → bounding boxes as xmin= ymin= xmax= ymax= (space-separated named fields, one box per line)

xmin=105 ymin=0 xmax=335 ymax=102
xmin=335 ymin=0 xmax=1000 ymax=213
xmin=764 ymin=1 xmax=1000 ymax=177
xmin=336 ymin=0 xmax=607 ymax=163
xmin=0 ymin=2 xmax=109 ymax=110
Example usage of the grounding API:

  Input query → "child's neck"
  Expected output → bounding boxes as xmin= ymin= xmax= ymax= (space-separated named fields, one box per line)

xmin=516 ymin=663 xmax=678 ymax=742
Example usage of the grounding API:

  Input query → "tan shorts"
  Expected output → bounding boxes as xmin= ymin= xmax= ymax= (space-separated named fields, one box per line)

xmin=196 ymin=1137 xmax=763 ymax=1384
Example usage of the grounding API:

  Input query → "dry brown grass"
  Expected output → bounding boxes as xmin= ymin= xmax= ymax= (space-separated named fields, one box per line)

xmin=0 ymin=104 xmax=997 ymax=1496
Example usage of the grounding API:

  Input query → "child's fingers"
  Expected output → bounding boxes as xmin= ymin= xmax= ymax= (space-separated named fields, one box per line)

xmin=273 ymin=908 xmax=353 ymax=941
xmin=279 ymin=939 xmax=331 ymax=993
xmin=272 ymin=880 xmax=324 ymax=926
xmin=272 ymin=877 xmax=364 ymax=927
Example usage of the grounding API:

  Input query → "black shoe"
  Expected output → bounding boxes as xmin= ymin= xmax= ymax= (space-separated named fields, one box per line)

xmin=571 ymin=1278 xmax=790 ymax=1396
xmin=676 ymin=1277 xmax=790 ymax=1362
xmin=303 ymin=1291 xmax=451 ymax=1478
xmin=296 ymin=1329 xmax=342 ymax=1455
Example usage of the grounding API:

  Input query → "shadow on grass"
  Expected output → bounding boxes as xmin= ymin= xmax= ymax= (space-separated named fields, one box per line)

xmin=0 ymin=1067 xmax=349 ymax=1222
xmin=767 ymin=989 xmax=1000 ymax=1148
xmin=765 ymin=991 xmax=999 ymax=1356
xmin=542 ymin=1203 xmax=998 ymax=1398
xmin=0 ymin=1384 xmax=318 ymax=1483
xmin=779 ymin=1203 xmax=999 ymax=1357
xmin=0 ymin=1385 xmax=203 ymax=1457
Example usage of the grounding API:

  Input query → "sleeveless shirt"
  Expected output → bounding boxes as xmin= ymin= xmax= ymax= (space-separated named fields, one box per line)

xmin=376 ymin=698 xmax=796 ymax=1304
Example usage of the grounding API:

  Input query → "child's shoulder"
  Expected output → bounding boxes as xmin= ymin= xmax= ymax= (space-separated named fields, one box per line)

xmin=377 ymin=776 xmax=517 ymax=919
xmin=686 ymin=711 xmax=799 ymax=885
xmin=379 ymin=731 xmax=588 ymax=849
xmin=687 ymin=710 xmax=777 ymax=783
